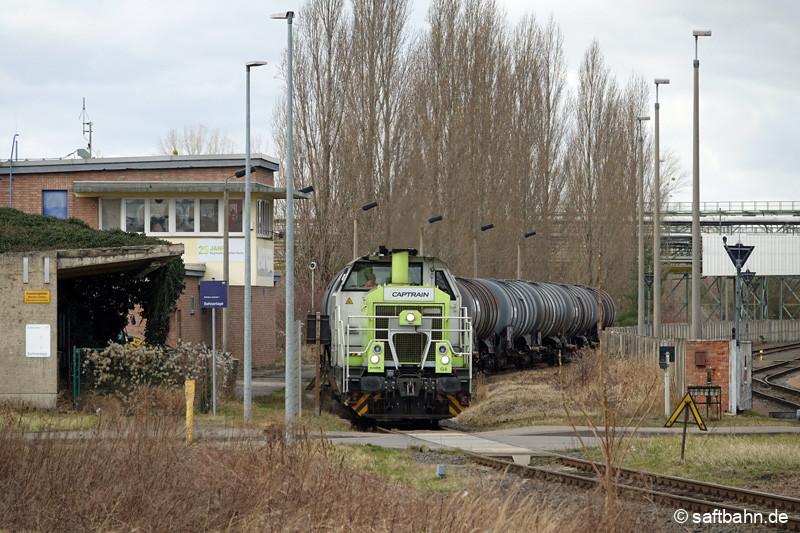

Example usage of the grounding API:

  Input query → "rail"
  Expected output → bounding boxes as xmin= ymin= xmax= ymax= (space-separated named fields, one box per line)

xmin=469 ymin=451 xmax=800 ymax=531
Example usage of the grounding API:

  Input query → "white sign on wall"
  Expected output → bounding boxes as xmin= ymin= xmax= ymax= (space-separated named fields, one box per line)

xmin=257 ymin=247 xmax=274 ymax=278
xmin=197 ymin=239 xmax=244 ymax=262
xmin=26 ymin=324 xmax=51 ymax=358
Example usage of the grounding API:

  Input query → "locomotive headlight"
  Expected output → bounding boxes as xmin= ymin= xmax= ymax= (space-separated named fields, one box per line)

xmin=399 ymin=310 xmax=421 ymax=325
xmin=435 ymin=342 xmax=452 ymax=374
xmin=368 ymin=342 xmax=384 ymax=372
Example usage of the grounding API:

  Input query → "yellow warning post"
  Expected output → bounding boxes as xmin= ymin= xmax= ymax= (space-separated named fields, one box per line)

xmin=185 ymin=380 xmax=195 ymax=444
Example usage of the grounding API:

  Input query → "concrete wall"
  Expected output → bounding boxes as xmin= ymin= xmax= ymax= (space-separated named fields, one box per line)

xmin=0 ymin=252 xmax=58 ymax=407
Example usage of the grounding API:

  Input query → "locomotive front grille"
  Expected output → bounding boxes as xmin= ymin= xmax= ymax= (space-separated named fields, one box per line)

xmin=392 ymin=333 xmax=427 ymax=364
xmin=375 ymin=304 xmax=443 ymax=364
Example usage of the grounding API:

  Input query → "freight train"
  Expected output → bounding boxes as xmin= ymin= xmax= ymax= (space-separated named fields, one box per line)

xmin=319 ymin=247 xmax=614 ymax=422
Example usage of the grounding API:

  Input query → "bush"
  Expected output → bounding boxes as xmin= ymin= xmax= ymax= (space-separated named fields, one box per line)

xmin=81 ymin=342 xmax=237 ymax=412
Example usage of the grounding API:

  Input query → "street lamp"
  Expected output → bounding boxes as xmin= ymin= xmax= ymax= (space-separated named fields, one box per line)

xmin=691 ymin=29 xmax=712 ymax=340
xmin=272 ymin=10 xmax=296 ymax=441
xmin=636 ymin=115 xmax=650 ymax=336
xmin=653 ymin=78 xmax=669 ymax=339
xmin=243 ymin=60 xmax=267 ymax=421
xmin=644 ymin=271 xmax=654 ymax=336
xmin=223 ymin=166 xmax=254 ymax=355
xmin=742 ymin=268 xmax=755 ymax=342
xmin=473 ymin=223 xmax=494 ymax=278
xmin=419 ymin=215 xmax=443 ymax=256
xmin=353 ymin=201 xmax=378 ymax=259
xmin=516 ymin=231 xmax=536 ymax=280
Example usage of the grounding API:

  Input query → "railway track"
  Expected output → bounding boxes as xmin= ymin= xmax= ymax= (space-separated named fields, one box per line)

xmin=468 ymin=451 xmax=800 ymax=531
xmin=753 ymin=354 xmax=800 ymax=411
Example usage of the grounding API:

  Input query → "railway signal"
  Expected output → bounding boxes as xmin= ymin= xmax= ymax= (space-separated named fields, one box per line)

xmin=723 ymin=236 xmax=754 ymax=345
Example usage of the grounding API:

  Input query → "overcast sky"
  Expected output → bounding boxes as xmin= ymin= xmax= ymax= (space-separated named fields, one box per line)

xmin=2 ymin=1 xmax=798 ymax=203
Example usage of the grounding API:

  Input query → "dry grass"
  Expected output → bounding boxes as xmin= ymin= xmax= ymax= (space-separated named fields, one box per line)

xmin=455 ymin=350 xmax=662 ymax=430
xmin=0 ymin=413 xmax=597 ymax=532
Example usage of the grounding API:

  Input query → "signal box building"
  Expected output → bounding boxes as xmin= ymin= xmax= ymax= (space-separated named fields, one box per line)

xmin=1 ymin=154 xmax=297 ymax=370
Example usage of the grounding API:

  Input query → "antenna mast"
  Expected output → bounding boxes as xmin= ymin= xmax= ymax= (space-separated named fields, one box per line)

xmin=80 ymin=98 xmax=93 ymax=157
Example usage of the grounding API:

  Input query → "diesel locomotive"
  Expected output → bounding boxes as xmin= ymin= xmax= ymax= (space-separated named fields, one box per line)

xmin=320 ymin=247 xmax=473 ymax=422
xmin=319 ymin=248 xmax=615 ymax=422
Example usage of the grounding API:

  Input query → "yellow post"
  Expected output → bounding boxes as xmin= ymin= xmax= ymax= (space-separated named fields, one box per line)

xmin=185 ymin=380 xmax=195 ymax=445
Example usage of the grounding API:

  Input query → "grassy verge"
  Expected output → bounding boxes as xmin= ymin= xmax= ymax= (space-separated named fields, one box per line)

xmin=334 ymin=444 xmax=472 ymax=493
xmin=582 ymin=433 xmax=800 ymax=491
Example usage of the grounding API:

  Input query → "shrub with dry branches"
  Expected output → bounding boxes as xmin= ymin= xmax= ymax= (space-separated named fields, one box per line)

xmin=81 ymin=342 xmax=237 ymax=413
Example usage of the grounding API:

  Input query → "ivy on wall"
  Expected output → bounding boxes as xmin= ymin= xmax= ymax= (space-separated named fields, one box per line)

xmin=1 ymin=208 xmax=185 ymax=346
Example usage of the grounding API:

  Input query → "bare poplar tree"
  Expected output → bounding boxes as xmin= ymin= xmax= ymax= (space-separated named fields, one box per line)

xmin=280 ymin=0 xmax=353 ymax=282
xmin=562 ymin=41 xmax=633 ymax=291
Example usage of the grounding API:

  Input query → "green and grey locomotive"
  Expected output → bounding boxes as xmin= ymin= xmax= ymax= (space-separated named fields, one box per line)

xmin=320 ymin=248 xmax=473 ymax=422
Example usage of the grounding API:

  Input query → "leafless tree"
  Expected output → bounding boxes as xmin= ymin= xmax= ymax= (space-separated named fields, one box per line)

xmin=271 ymin=0 xmax=688 ymax=317
xmin=156 ymin=124 xmax=238 ymax=155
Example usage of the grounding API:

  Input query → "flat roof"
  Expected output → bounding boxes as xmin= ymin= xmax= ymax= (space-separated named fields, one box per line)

xmin=56 ymin=244 xmax=184 ymax=280
xmin=0 ymin=154 xmax=280 ymax=174
xmin=71 ymin=181 xmax=309 ymax=200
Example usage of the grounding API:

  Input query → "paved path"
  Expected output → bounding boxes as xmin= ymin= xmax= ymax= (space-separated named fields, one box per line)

xmin=317 ymin=424 xmax=800 ymax=463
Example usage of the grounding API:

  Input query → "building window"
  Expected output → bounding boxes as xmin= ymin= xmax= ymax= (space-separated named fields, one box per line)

xmin=126 ymin=199 xmax=145 ymax=233
xmin=199 ymin=199 xmax=219 ymax=232
xmin=99 ymin=197 xmax=231 ymax=235
xmin=100 ymin=198 xmax=122 ymax=229
xmin=175 ymin=199 xmax=195 ymax=232
xmin=227 ymin=199 xmax=243 ymax=233
xmin=256 ymin=199 xmax=272 ymax=238
xmin=42 ymin=191 xmax=68 ymax=219
xmin=150 ymin=199 xmax=169 ymax=232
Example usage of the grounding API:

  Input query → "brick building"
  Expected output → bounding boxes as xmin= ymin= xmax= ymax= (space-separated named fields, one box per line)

xmin=1 ymin=154 xmax=299 ymax=369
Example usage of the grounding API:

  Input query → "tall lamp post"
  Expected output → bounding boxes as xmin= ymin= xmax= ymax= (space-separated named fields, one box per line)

xmin=636 ymin=115 xmax=650 ymax=336
xmin=644 ymin=271 xmax=654 ymax=336
xmin=354 ymin=201 xmax=379 ymax=259
xmin=419 ymin=215 xmax=443 ymax=256
xmin=742 ymin=268 xmax=755 ymax=342
xmin=272 ymin=9 xmax=296 ymax=441
xmin=516 ymin=231 xmax=536 ymax=280
xmin=473 ymin=224 xmax=494 ymax=278
xmin=223 ymin=166 xmax=253 ymax=355
xmin=691 ymin=29 xmax=712 ymax=340
xmin=653 ymin=78 xmax=669 ymax=338
xmin=243 ymin=60 xmax=267 ymax=421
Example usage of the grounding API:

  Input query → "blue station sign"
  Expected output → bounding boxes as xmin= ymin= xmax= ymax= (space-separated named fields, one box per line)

xmin=200 ymin=280 xmax=228 ymax=308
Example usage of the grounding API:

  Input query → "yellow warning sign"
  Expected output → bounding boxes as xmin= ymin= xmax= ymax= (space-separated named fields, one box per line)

xmin=24 ymin=290 xmax=51 ymax=304
xmin=665 ymin=392 xmax=708 ymax=431
xmin=346 ymin=298 xmax=353 ymax=305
